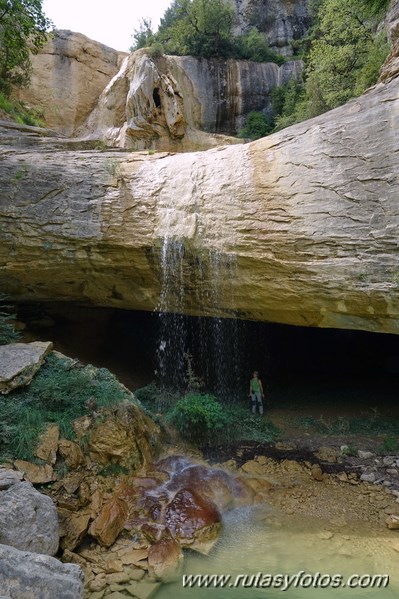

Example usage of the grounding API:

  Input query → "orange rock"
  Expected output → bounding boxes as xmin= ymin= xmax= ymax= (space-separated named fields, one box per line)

xmin=148 ymin=532 xmax=183 ymax=582
xmin=58 ymin=439 xmax=84 ymax=469
xmin=165 ymin=488 xmax=221 ymax=553
xmin=58 ymin=508 xmax=91 ymax=551
xmin=35 ymin=423 xmax=59 ymax=464
xmin=14 ymin=460 xmax=54 ymax=484
xmin=89 ymin=497 xmax=128 ymax=547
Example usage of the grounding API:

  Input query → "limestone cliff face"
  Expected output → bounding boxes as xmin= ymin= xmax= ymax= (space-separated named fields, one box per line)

xmin=79 ymin=49 xmax=302 ymax=151
xmin=0 ymin=59 xmax=398 ymax=334
xmin=231 ymin=0 xmax=311 ymax=56
xmin=387 ymin=0 xmax=399 ymax=41
xmin=14 ymin=30 xmax=127 ymax=137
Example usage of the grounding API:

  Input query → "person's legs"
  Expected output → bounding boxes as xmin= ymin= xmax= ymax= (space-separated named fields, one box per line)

xmin=251 ymin=392 xmax=257 ymax=414
xmin=258 ymin=395 xmax=264 ymax=415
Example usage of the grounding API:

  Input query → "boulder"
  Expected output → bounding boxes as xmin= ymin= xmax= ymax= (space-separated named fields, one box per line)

xmin=165 ymin=462 xmax=248 ymax=511
xmin=89 ymin=497 xmax=129 ymax=547
xmin=58 ymin=509 xmax=91 ymax=551
xmin=0 ymin=472 xmax=58 ymax=555
xmin=58 ymin=439 xmax=85 ymax=469
xmin=0 ymin=342 xmax=52 ymax=394
xmin=88 ymin=404 xmax=159 ymax=471
xmin=164 ymin=488 xmax=222 ymax=554
xmin=0 ymin=543 xmax=83 ymax=599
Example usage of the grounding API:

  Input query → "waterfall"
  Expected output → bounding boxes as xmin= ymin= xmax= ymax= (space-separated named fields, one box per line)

xmin=154 ymin=198 xmax=242 ymax=399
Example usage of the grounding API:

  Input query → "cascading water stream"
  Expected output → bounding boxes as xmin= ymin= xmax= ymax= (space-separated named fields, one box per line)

xmin=154 ymin=185 xmax=243 ymax=397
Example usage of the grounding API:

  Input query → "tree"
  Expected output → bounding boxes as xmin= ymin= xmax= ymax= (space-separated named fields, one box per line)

xmin=156 ymin=0 xmax=235 ymax=58
xmin=304 ymin=0 xmax=389 ymax=112
xmin=0 ymin=0 xmax=51 ymax=95
xmin=239 ymin=111 xmax=273 ymax=140
xmin=130 ymin=18 xmax=155 ymax=51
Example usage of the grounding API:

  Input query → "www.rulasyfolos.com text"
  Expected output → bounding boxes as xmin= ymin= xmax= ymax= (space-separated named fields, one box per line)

xmin=182 ymin=571 xmax=390 ymax=591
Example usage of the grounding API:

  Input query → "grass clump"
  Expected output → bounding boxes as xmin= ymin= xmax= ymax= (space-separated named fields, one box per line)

xmin=0 ymin=353 xmax=132 ymax=462
xmin=228 ymin=405 xmax=281 ymax=443
xmin=377 ymin=436 xmax=398 ymax=455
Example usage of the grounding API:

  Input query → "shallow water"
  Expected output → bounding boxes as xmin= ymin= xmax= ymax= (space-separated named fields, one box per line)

xmin=157 ymin=506 xmax=398 ymax=598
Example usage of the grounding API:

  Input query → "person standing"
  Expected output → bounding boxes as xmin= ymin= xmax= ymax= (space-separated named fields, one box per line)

xmin=249 ymin=371 xmax=264 ymax=415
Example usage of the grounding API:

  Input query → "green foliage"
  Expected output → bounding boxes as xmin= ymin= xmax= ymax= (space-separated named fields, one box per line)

xmin=0 ymin=0 xmax=52 ymax=95
xmin=146 ymin=42 xmax=164 ymax=59
xmin=135 ymin=381 xmax=178 ymax=412
xmin=131 ymin=0 xmax=283 ymax=63
xmin=0 ymin=353 xmax=132 ymax=461
xmin=228 ymin=405 xmax=281 ymax=443
xmin=304 ymin=0 xmax=390 ymax=116
xmin=263 ymin=0 xmax=391 ymax=133
xmin=98 ymin=463 xmax=129 ymax=477
xmin=295 ymin=414 xmax=399 ymax=437
xmin=271 ymin=79 xmax=306 ymax=131
xmin=0 ymin=293 xmax=21 ymax=345
xmin=378 ymin=436 xmax=398 ymax=455
xmin=167 ymin=392 xmax=229 ymax=443
xmin=0 ymin=91 xmax=44 ymax=126
xmin=161 ymin=0 xmax=235 ymax=58
xmin=341 ymin=445 xmax=358 ymax=457
xmin=233 ymin=29 xmax=285 ymax=64
xmin=359 ymin=0 xmax=390 ymax=17
xmin=129 ymin=18 xmax=156 ymax=51
xmin=239 ymin=110 xmax=273 ymax=140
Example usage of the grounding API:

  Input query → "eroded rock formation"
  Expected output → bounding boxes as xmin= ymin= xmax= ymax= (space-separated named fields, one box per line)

xmin=0 ymin=56 xmax=398 ymax=334
xmin=13 ymin=30 xmax=127 ymax=136
xmin=80 ymin=49 xmax=302 ymax=150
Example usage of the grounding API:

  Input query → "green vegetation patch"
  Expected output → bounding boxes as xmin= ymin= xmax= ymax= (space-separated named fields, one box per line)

xmin=135 ymin=384 xmax=281 ymax=446
xmin=167 ymin=392 xmax=230 ymax=444
xmin=0 ymin=92 xmax=45 ymax=126
xmin=0 ymin=353 xmax=132 ymax=462
xmin=131 ymin=0 xmax=284 ymax=63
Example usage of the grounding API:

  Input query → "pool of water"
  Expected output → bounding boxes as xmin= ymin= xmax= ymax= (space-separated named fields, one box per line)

xmin=156 ymin=506 xmax=398 ymax=598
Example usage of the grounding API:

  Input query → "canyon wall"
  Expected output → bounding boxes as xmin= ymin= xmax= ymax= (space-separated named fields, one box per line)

xmin=13 ymin=30 xmax=127 ymax=136
xmin=231 ymin=0 xmax=311 ymax=56
xmin=0 ymin=49 xmax=398 ymax=334
xmin=79 ymin=50 xmax=302 ymax=151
